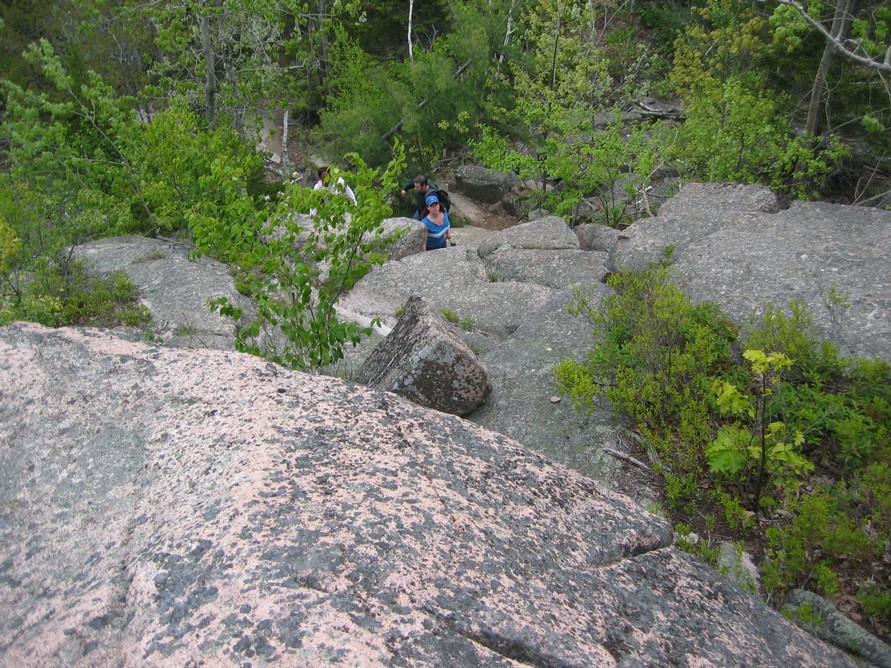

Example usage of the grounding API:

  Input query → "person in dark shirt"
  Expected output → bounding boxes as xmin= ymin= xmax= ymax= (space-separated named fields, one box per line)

xmin=400 ymin=175 xmax=434 ymax=220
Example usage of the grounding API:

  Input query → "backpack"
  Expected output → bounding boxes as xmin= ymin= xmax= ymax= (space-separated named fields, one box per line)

xmin=430 ymin=187 xmax=451 ymax=213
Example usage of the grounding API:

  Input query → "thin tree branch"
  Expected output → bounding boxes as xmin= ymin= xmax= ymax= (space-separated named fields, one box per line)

xmin=766 ymin=0 xmax=891 ymax=73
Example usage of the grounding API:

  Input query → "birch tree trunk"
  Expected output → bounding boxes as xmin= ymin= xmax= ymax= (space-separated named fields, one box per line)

xmin=497 ymin=0 xmax=520 ymax=69
xmin=316 ymin=0 xmax=331 ymax=97
xmin=408 ymin=0 xmax=414 ymax=61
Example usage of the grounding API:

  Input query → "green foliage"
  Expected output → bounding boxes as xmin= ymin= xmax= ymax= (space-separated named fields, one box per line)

xmin=708 ymin=350 xmax=814 ymax=515
xmin=560 ymin=264 xmax=890 ymax=622
xmin=783 ymin=599 xmax=824 ymax=627
xmin=0 ymin=48 xmax=275 ymax=336
xmin=744 ymin=301 xmax=842 ymax=379
xmin=0 ymin=219 xmax=22 ymax=276
xmin=3 ymin=40 xmax=143 ymax=238
xmin=858 ymin=587 xmax=891 ymax=626
xmin=638 ymin=1 xmax=696 ymax=50
xmin=316 ymin=1 xmax=505 ymax=170
xmin=674 ymin=522 xmax=721 ymax=563
xmin=667 ymin=0 xmax=848 ymax=198
xmin=0 ymin=258 xmax=151 ymax=329
xmin=136 ymin=105 xmax=268 ymax=236
xmin=555 ymin=262 xmax=736 ymax=503
xmin=145 ymin=0 xmax=366 ymax=129
xmin=743 ymin=302 xmax=890 ymax=471
xmin=197 ymin=144 xmax=407 ymax=372
xmin=763 ymin=468 xmax=889 ymax=600
xmin=471 ymin=1 xmax=666 ymax=225
xmin=2 ymin=42 xmax=263 ymax=244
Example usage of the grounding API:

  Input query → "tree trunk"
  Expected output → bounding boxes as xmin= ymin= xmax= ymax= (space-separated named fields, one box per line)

xmin=282 ymin=109 xmax=290 ymax=174
xmin=199 ymin=13 xmax=216 ymax=124
xmin=316 ymin=0 xmax=331 ymax=97
xmin=805 ymin=0 xmax=856 ymax=137
xmin=408 ymin=0 xmax=414 ymax=62
xmin=496 ymin=0 xmax=520 ymax=70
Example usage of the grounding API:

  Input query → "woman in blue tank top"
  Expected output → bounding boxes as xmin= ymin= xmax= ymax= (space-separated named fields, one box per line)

xmin=421 ymin=193 xmax=451 ymax=251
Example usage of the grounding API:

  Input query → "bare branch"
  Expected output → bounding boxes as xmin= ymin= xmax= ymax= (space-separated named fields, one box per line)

xmin=767 ymin=0 xmax=891 ymax=73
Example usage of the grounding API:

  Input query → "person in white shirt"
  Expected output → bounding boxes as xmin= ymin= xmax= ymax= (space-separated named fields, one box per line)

xmin=313 ymin=166 xmax=357 ymax=206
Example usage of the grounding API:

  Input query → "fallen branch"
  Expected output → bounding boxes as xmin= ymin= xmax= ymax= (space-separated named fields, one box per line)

xmin=603 ymin=446 xmax=652 ymax=473
xmin=616 ymin=427 xmax=670 ymax=474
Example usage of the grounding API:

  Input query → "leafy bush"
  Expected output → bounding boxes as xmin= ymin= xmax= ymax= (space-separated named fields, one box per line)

xmin=763 ymin=467 xmax=889 ymax=601
xmin=667 ymin=0 xmax=848 ymax=198
xmin=707 ymin=350 xmax=813 ymax=516
xmin=744 ymin=301 xmax=890 ymax=471
xmin=197 ymin=146 xmax=407 ymax=372
xmin=558 ymin=263 xmax=890 ymax=633
xmin=0 ymin=258 xmax=150 ymax=329
xmin=555 ymin=261 xmax=736 ymax=503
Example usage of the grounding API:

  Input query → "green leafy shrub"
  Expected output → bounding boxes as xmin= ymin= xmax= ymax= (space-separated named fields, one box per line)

xmin=667 ymin=0 xmax=847 ymax=198
xmin=559 ymin=264 xmax=890 ymax=629
xmin=198 ymin=145 xmax=407 ymax=372
xmin=0 ymin=258 xmax=150 ymax=329
xmin=555 ymin=262 xmax=737 ymax=504
xmin=744 ymin=301 xmax=890 ymax=471
xmin=707 ymin=350 xmax=813 ymax=516
xmin=764 ymin=465 xmax=889 ymax=602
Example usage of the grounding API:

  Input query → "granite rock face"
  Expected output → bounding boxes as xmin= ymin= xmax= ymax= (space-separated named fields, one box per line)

xmin=0 ymin=323 xmax=859 ymax=667
xmin=453 ymin=164 xmax=521 ymax=204
xmin=73 ymin=235 xmax=255 ymax=350
xmin=356 ymin=295 xmax=492 ymax=416
xmin=70 ymin=189 xmax=891 ymax=494
xmin=614 ymin=182 xmax=891 ymax=360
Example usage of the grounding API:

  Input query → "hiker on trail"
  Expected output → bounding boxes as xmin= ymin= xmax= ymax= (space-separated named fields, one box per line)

xmin=421 ymin=193 xmax=451 ymax=251
xmin=314 ymin=166 xmax=357 ymax=206
xmin=400 ymin=175 xmax=434 ymax=220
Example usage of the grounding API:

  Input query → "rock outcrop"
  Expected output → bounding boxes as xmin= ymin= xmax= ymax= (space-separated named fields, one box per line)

xmin=614 ymin=182 xmax=891 ymax=360
xmin=453 ymin=164 xmax=521 ymax=204
xmin=73 ymin=235 xmax=255 ymax=350
xmin=70 ymin=185 xmax=891 ymax=492
xmin=0 ymin=323 xmax=859 ymax=667
xmin=784 ymin=590 xmax=891 ymax=668
xmin=356 ymin=295 xmax=492 ymax=416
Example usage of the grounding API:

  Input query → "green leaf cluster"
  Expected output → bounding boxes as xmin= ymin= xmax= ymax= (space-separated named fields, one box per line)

xmin=707 ymin=350 xmax=814 ymax=515
xmin=196 ymin=145 xmax=407 ymax=372
xmin=555 ymin=262 xmax=737 ymax=500
xmin=764 ymin=464 xmax=891 ymax=601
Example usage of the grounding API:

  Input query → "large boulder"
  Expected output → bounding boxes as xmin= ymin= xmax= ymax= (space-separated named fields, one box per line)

xmin=356 ymin=295 xmax=492 ymax=415
xmin=357 ymin=245 xmax=556 ymax=338
xmin=477 ymin=216 xmax=579 ymax=256
xmin=483 ymin=249 xmax=609 ymax=289
xmin=454 ymin=164 xmax=521 ymax=205
xmin=369 ymin=216 xmax=426 ymax=261
xmin=0 ymin=322 xmax=859 ymax=667
xmin=613 ymin=182 xmax=780 ymax=271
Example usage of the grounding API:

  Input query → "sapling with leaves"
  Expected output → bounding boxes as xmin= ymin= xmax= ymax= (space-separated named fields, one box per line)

xmin=198 ymin=143 xmax=407 ymax=372
xmin=707 ymin=349 xmax=814 ymax=517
